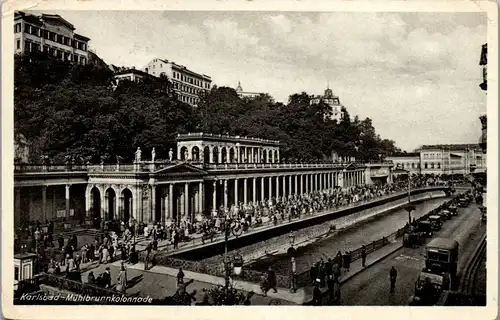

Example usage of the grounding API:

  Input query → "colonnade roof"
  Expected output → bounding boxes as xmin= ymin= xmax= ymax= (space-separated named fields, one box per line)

xmin=177 ymin=132 xmax=280 ymax=146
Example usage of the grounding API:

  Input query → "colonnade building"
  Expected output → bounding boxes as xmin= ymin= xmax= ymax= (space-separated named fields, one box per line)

xmin=14 ymin=133 xmax=393 ymax=229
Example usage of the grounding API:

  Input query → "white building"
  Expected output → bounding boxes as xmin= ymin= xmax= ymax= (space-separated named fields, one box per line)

xmin=14 ymin=11 xmax=90 ymax=65
xmin=310 ymin=87 xmax=345 ymax=122
xmin=386 ymin=144 xmax=486 ymax=175
xmin=113 ymin=68 xmax=152 ymax=85
xmin=143 ymin=58 xmax=211 ymax=106
xmin=235 ymin=81 xmax=265 ymax=99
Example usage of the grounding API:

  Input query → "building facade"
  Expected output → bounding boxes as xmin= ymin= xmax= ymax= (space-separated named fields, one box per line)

xmin=143 ymin=58 xmax=211 ymax=106
xmin=385 ymin=153 xmax=421 ymax=174
xmin=235 ymin=81 xmax=265 ymax=99
xmin=14 ymin=11 xmax=90 ymax=65
xmin=113 ymin=69 xmax=152 ymax=85
xmin=310 ymin=87 xmax=345 ymax=122
xmin=387 ymin=144 xmax=486 ymax=175
xmin=14 ymin=133 xmax=381 ymax=228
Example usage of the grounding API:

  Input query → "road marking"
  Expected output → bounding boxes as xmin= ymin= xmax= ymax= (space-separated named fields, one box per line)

xmin=395 ymin=254 xmax=421 ymax=262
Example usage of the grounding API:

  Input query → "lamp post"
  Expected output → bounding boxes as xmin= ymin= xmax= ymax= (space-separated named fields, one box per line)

xmin=222 ymin=214 xmax=243 ymax=303
xmin=404 ymin=170 xmax=415 ymax=224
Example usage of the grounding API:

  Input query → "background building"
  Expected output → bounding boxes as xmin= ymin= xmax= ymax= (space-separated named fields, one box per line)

xmin=310 ymin=87 xmax=345 ymax=122
xmin=143 ymin=58 xmax=211 ymax=106
xmin=235 ymin=81 xmax=266 ymax=99
xmin=113 ymin=68 xmax=152 ymax=85
xmin=387 ymin=144 xmax=486 ymax=175
xmin=14 ymin=11 xmax=90 ymax=65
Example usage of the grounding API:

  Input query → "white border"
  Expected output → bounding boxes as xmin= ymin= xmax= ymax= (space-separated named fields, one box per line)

xmin=2 ymin=1 xmax=498 ymax=319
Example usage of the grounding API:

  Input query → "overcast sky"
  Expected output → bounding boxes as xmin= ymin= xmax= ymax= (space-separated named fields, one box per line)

xmin=29 ymin=10 xmax=487 ymax=152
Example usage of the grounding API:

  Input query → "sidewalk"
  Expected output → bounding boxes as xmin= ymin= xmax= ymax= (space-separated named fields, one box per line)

xmin=113 ymin=239 xmax=403 ymax=305
xmin=78 ymin=260 xmax=293 ymax=305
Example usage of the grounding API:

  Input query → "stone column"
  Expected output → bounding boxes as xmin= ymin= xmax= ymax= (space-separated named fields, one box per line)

xmin=305 ymin=174 xmax=308 ymax=193
xmin=218 ymin=149 xmax=223 ymax=164
xmin=276 ymin=176 xmax=280 ymax=198
xmin=244 ymin=178 xmax=248 ymax=204
xmin=161 ymin=195 xmax=166 ymax=225
xmin=199 ymin=182 xmax=204 ymax=215
xmin=288 ymin=175 xmax=292 ymax=196
xmin=184 ymin=183 xmax=189 ymax=220
xmin=257 ymin=148 xmax=261 ymax=163
xmin=271 ymin=150 xmax=275 ymax=163
xmin=252 ymin=178 xmax=256 ymax=203
xmin=212 ymin=181 xmax=217 ymax=213
xmin=42 ymin=186 xmax=47 ymax=221
xmin=234 ymin=178 xmax=239 ymax=205
xmin=116 ymin=195 xmax=121 ymax=222
xmin=168 ymin=184 xmax=174 ymax=222
xmin=261 ymin=177 xmax=265 ymax=202
xmin=209 ymin=146 xmax=214 ymax=163
xmin=268 ymin=176 xmax=272 ymax=199
xmin=300 ymin=174 xmax=303 ymax=194
xmin=282 ymin=175 xmax=286 ymax=197
xmin=150 ymin=185 xmax=156 ymax=224
xmin=223 ymin=180 xmax=228 ymax=209
xmin=84 ymin=189 xmax=90 ymax=220
xmin=65 ymin=184 xmax=71 ymax=219
xmin=194 ymin=189 xmax=199 ymax=215
xmin=101 ymin=188 xmax=106 ymax=220
xmin=294 ymin=175 xmax=298 ymax=195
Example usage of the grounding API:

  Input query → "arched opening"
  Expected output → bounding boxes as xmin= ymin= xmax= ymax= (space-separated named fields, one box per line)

xmin=424 ymin=162 xmax=428 ymax=169
xmin=105 ymin=188 xmax=116 ymax=221
xmin=263 ymin=150 xmax=267 ymax=163
xmin=221 ymin=147 xmax=227 ymax=163
xmin=91 ymin=187 xmax=101 ymax=221
xmin=431 ymin=162 xmax=435 ymax=169
xmin=213 ymin=147 xmax=219 ymax=163
xmin=229 ymin=148 xmax=235 ymax=163
xmin=122 ymin=188 xmax=133 ymax=222
xmin=192 ymin=146 xmax=200 ymax=161
xmin=180 ymin=146 xmax=188 ymax=161
xmin=203 ymin=146 xmax=210 ymax=163
xmin=437 ymin=162 xmax=441 ymax=169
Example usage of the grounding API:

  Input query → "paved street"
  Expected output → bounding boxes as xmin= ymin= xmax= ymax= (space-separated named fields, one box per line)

xmin=339 ymin=202 xmax=485 ymax=305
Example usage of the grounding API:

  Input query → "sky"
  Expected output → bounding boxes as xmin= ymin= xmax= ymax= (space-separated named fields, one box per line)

xmin=29 ymin=10 xmax=487 ymax=152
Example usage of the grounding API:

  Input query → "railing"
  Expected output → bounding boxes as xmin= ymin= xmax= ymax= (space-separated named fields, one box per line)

xmin=15 ymin=164 xmax=88 ymax=173
xmin=14 ymin=161 xmax=376 ymax=173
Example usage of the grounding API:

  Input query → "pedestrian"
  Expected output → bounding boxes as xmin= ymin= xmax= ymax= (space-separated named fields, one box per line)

xmin=327 ymin=275 xmax=335 ymax=303
xmin=343 ymin=252 xmax=349 ymax=271
xmin=346 ymin=251 xmax=351 ymax=272
xmin=310 ymin=262 xmax=318 ymax=284
xmin=312 ymin=279 xmax=322 ymax=306
xmin=87 ymin=271 xmax=95 ymax=284
xmin=101 ymin=245 xmax=109 ymax=264
xmin=390 ymin=266 xmax=397 ymax=293
xmin=102 ymin=267 xmax=111 ymax=288
xmin=117 ymin=263 xmax=128 ymax=294
xmin=290 ymin=257 xmax=297 ymax=293
xmin=177 ymin=267 xmax=185 ymax=288
xmin=145 ymin=241 xmax=153 ymax=271
xmin=361 ymin=246 xmax=367 ymax=268
xmin=108 ymin=244 xmax=114 ymax=263
xmin=267 ymin=266 xmax=278 ymax=294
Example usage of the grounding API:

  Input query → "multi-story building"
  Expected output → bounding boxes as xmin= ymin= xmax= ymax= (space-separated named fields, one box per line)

xmin=387 ymin=144 xmax=486 ymax=175
xmin=113 ymin=68 xmax=152 ymax=85
xmin=310 ymin=87 xmax=345 ymax=122
xmin=14 ymin=11 xmax=90 ymax=65
xmin=143 ymin=58 xmax=211 ymax=106
xmin=385 ymin=153 xmax=421 ymax=174
xmin=235 ymin=81 xmax=265 ymax=99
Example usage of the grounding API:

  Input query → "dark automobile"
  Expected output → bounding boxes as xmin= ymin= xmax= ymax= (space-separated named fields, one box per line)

xmin=438 ymin=210 xmax=451 ymax=220
xmin=416 ymin=220 xmax=433 ymax=237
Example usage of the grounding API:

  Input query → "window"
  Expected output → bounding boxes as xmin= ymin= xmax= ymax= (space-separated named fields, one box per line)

xmin=24 ymin=40 xmax=30 ymax=52
xmin=49 ymin=32 xmax=55 ymax=41
xmin=431 ymin=163 xmax=435 ymax=169
xmin=16 ymin=40 xmax=20 ymax=49
xmin=424 ymin=162 xmax=428 ymax=169
xmin=14 ymin=23 xmax=21 ymax=33
xmin=57 ymin=35 xmax=63 ymax=43
xmin=43 ymin=30 xmax=49 ymax=39
xmin=437 ymin=162 xmax=441 ymax=169
xmin=14 ymin=266 xmax=19 ymax=281
xmin=26 ymin=24 xmax=31 ymax=34
xmin=411 ymin=163 xmax=415 ymax=169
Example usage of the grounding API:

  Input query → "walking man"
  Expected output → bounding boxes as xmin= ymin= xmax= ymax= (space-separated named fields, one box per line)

xmin=390 ymin=266 xmax=397 ymax=293
xmin=145 ymin=241 xmax=153 ymax=271
xmin=361 ymin=246 xmax=367 ymax=268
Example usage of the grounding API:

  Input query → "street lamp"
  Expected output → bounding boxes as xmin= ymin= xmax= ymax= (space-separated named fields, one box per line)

xmin=222 ymin=216 xmax=243 ymax=295
xmin=404 ymin=170 xmax=415 ymax=224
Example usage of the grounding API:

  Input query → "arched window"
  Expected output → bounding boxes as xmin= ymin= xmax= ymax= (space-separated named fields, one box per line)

xmin=437 ymin=162 xmax=441 ymax=169
xmin=431 ymin=163 xmax=435 ymax=169
xmin=424 ymin=162 xmax=428 ymax=169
